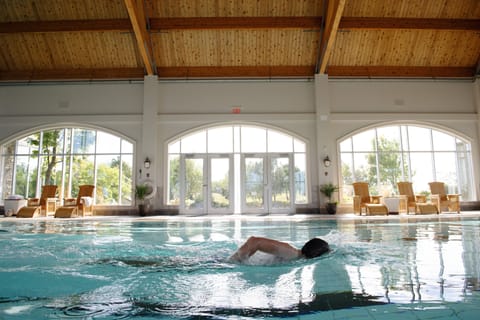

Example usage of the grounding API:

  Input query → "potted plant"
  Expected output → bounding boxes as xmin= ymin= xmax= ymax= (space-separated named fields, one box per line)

xmin=320 ymin=182 xmax=339 ymax=214
xmin=135 ymin=184 xmax=148 ymax=216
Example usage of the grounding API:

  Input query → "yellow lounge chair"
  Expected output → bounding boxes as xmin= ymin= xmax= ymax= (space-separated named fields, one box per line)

xmin=55 ymin=185 xmax=95 ymax=218
xmin=397 ymin=182 xmax=434 ymax=214
xmin=16 ymin=185 xmax=58 ymax=218
xmin=352 ymin=182 xmax=388 ymax=215
xmin=429 ymin=182 xmax=460 ymax=213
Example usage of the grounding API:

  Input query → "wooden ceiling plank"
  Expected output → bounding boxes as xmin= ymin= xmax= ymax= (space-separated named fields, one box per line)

xmin=339 ymin=17 xmax=480 ymax=31
xmin=0 ymin=19 xmax=132 ymax=33
xmin=149 ymin=17 xmax=322 ymax=30
xmin=123 ymin=0 xmax=155 ymax=75
xmin=318 ymin=0 xmax=346 ymax=74
xmin=2 ymin=17 xmax=476 ymax=34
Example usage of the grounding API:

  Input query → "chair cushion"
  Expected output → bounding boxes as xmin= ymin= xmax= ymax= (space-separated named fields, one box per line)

xmin=16 ymin=207 xmax=40 ymax=218
xmin=366 ymin=204 xmax=389 ymax=215
xmin=55 ymin=207 xmax=77 ymax=218
xmin=417 ymin=203 xmax=438 ymax=214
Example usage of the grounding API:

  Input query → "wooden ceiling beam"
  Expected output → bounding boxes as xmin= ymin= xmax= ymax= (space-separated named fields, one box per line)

xmin=2 ymin=17 xmax=477 ymax=34
xmin=0 ymin=68 xmax=145 ymax=82
xmin=1 ymin=65 xmax=474 ymax=81
xmin=0 ymin=19 xmax=131 ymax=33
xmin=339 ymin=17 xmax=480 ymax=31
xmin=150 ymin=17 xmax=322 ymax=30
xmin=327 ymin=66 xmax=476 ymax=78
xmin=124 ymin=0 xmax=155 ymax=75
xmin=156 ymin=66 xmax=315 ymax=78
xmin=317 ymin=0 xmax=346 ymax=74
xmin=0 ymin=17 xmax=322 ymax=34
xmin=475 ymin=54 xmax=480 ymax=76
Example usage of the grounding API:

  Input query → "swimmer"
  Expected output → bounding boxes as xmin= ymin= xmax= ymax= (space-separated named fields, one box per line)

xmin=229 ymin=236 xmax=329 ymax=263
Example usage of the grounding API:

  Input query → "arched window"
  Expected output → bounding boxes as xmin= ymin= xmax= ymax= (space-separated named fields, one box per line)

xmin=1 ymin=127 xmax=134 ymax=206
xmin=339 ymin=124 xmax=474 ymax=203
xmin=167 ymin=124 xmax=308 ymax=213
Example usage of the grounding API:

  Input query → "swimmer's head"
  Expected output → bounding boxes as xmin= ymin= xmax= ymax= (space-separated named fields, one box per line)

xmin=301 ymin=238 xmax=330 ymax=259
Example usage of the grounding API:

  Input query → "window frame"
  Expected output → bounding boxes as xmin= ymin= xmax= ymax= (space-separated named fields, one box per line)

xmin=339 ymin=123 xmax=474 ymax=203
xmin=166 ymin=124 xmax=310 ymax=207
xmin=0 ymin=125 xmax=135 ymax=207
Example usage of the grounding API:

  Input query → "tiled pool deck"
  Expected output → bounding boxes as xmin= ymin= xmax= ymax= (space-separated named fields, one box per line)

xmin=3 ymin=210 xmax=480 ymax=222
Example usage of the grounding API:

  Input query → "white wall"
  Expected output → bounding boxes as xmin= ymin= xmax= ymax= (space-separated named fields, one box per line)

xmin=0 ymin=82 xmax=144 ymax=115
xmin=157 ymin=81 xmax=315 ymax=114
xmin=330 ymin=80 xmax=475 ymax=113
xmin=0 ymin=77 xmax=479 ymax=211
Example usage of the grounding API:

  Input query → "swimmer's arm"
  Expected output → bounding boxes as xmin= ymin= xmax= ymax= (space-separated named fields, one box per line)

xmin=229 ymin=236 xmax=301 ymax=262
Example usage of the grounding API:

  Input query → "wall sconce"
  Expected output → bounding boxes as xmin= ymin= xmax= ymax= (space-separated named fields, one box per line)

xmin=144 ymin=157 xmax=151 ymax=169
xmin=323 ymin=156 xmax=331 ymax=167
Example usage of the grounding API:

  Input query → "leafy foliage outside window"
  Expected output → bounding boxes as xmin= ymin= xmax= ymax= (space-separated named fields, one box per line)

xmin=166 ymin=125 xmax=308 ymax=210
xmin=340 ymin=125 xmax=473 ymax=203
xmin=0 ymin=127 xmax=133 ymax=206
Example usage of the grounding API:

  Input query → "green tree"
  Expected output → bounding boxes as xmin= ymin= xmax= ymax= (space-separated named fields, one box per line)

xmin=367 ymin=136 xmax=402 ymax=192
xmin=342 ymin=162 xmax=353 ymax=185
xmin=211 ymin=173 xmax=230 ymax=208
xmin=96 ymin=162 xmax=119 ymax=204
xmin=121 ymin=159 xmax=133 ymax=204
xmin=28 ymin=130 xmax=62 ymax=185
xmin=14 ymin=162 xmax=29 ymax=196
xmin=185 ymin=159 xmax=204 ymax=207
xmin=247 ymin=160 xmax=264 ymax=204
xmin=271 ymin=160 xmax=289 ymax=203
xmin=169 ymin=156 xmax=180 ymax=204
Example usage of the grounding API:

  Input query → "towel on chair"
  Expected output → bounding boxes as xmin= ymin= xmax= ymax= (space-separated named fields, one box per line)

xmin=81 ymin=196 xmax=93 ymax=207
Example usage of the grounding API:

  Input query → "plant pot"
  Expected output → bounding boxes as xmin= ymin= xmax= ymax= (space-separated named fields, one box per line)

xmin=138 ymin=204 xmax=146 ymax=216
xmin=325 ymin=202 xmax=337 ymax=215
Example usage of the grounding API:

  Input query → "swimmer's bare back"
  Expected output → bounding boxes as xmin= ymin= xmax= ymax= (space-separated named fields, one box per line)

xmin=229 ymin=236 xmax=302 ymax=263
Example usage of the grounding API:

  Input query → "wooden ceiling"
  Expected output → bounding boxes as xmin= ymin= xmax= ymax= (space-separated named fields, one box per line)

xmin=0 ymin=0 xmax=479 ymax=82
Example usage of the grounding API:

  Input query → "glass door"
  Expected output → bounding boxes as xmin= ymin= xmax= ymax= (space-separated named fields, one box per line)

xmin=208 ymin=155 xmax=234 ymax=214
xmin=241 ymin=153 xmax=294 ymax=214
xmin=269 ymin=154 xmax=293 ymax=214
xmin=181 ymin=154 xmax=206 ymax=214
xmin=241 ymin=154 xmax=267 ymax=214
xmin=180 ymin=154 xmax=233 ymax=215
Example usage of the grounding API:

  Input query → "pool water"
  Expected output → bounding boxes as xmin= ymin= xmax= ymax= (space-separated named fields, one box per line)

xmin=0 ymin=215 xmax=479 ymax=319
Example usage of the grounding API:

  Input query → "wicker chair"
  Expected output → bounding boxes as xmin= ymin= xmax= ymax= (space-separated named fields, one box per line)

xmin=429 ymin=182 xmax=460 ymax=213
xmin=397 ymin=182 xmax=428 ymax=214
xmin=55 ymin=185 xmax=95 ymax=218
xmin=16 ymin=185 xmax=58 ymax=218
xmin=352 ymin=182 xmax=388 ymax=215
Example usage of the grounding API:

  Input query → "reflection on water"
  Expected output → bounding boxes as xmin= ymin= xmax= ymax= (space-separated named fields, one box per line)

xmin=0 ymin=216 xmax=479 ymax=319
xmin=131 ymin=291 xmax=387 ymax=318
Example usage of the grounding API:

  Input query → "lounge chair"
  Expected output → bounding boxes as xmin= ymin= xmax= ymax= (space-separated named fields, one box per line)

xmin=352 ymin=182 xmax=389 ymax=215
xmin=397 ymin=182 xmax=438 ymax=214
xmin=55 ymin=185 xmax=95 ymax=218
xmin=429 ymin=182 xmax=460 ymax=213
xmin=16 ymin=185 xmax=58 ymax=218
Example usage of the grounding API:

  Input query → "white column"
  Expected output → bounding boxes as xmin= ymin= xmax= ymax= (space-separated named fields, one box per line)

xmin=140 ymin=75 xmax=158 ymax=205
xmin=314 ymin=74 xmax=337 ymax=207
xmin=473 ymin=79 xmax=480 ymax=200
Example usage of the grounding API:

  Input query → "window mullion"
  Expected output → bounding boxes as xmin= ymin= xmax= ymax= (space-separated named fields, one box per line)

xmin=374 ymin=129 xmax=380 ymax=187
xmin=430 ymin=129 xmax=436 ymax=182
xmin=36 ymin=132 xmax=44 ymax=196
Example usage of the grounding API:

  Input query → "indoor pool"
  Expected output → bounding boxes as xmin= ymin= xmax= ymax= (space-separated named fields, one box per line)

xmin=1 ymin=215 xmax=479 ymax=319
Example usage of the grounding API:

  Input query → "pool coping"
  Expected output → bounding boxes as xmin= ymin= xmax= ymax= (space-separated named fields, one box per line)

xmin=2 ymin=211 xmax=480 ymax=222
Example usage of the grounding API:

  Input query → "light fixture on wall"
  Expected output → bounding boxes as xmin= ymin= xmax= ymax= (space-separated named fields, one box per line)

xmin=323 ymin=156 xmax=331 ymax=167
xmin=144 ymin=157 xmax=151 ymax=169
